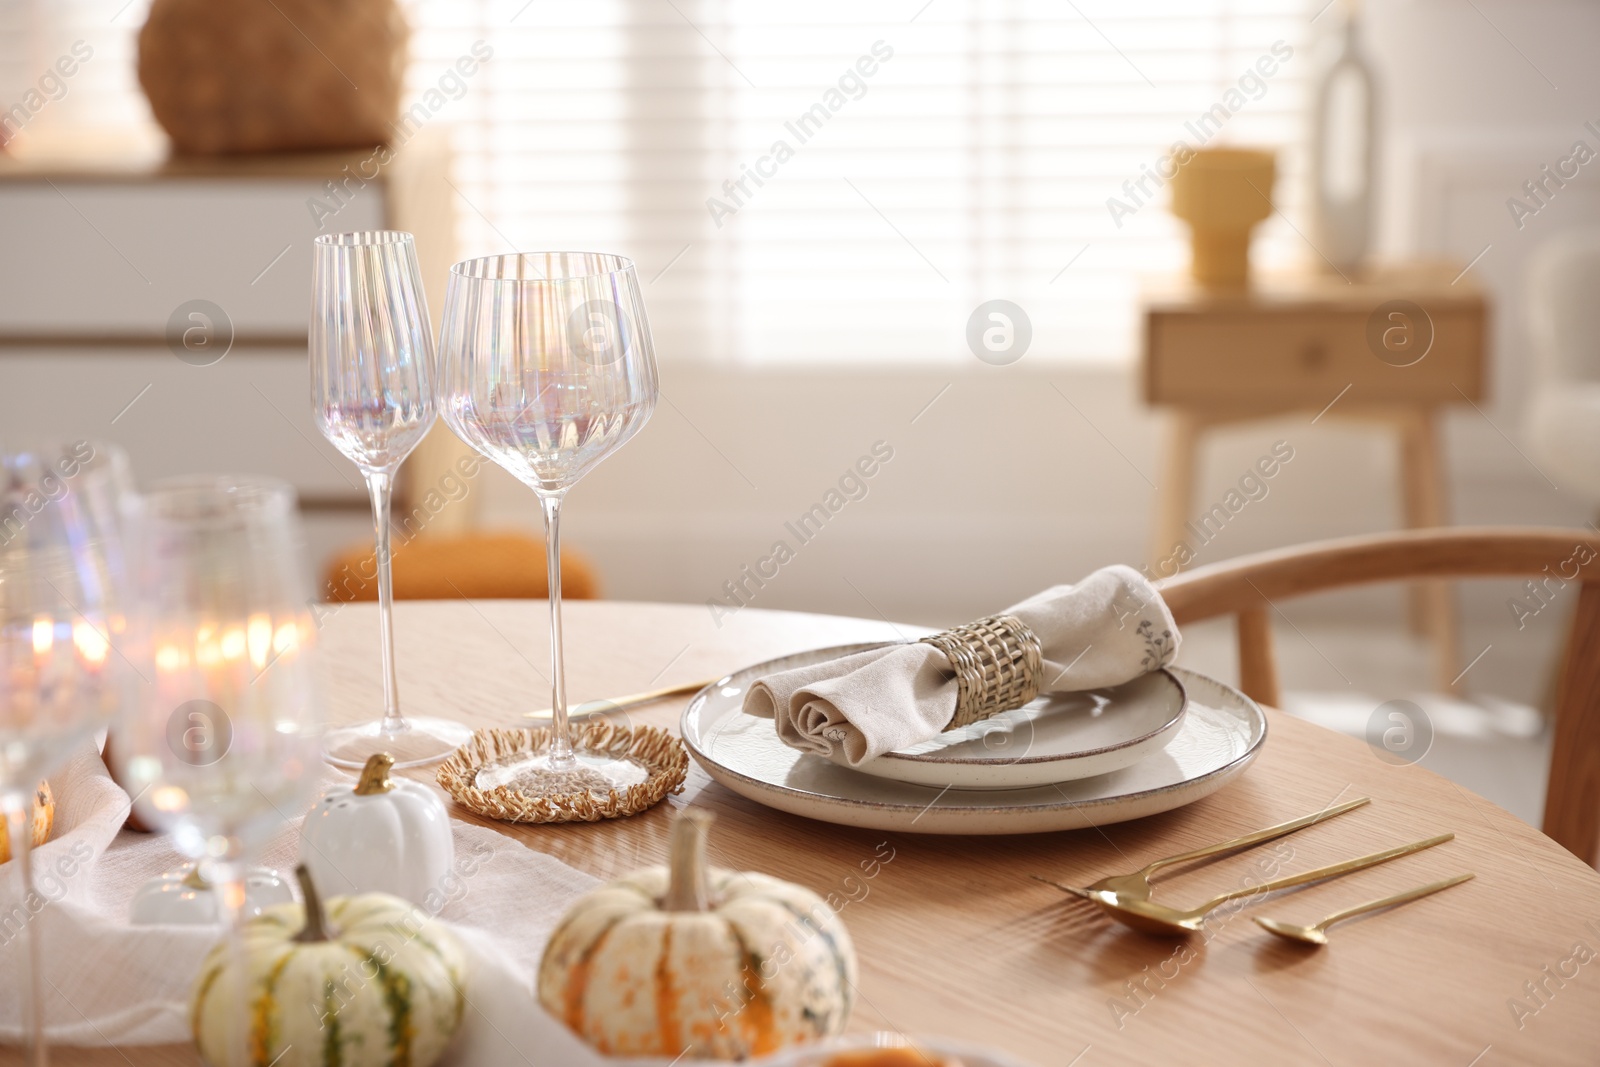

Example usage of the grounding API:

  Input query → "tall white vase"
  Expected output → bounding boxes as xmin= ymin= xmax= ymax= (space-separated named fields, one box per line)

xmin=1309 ymin=5 xmax=1379 ymax=273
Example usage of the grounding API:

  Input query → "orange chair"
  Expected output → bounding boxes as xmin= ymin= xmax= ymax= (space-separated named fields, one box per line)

xmin=322 ymin=532 xmax=600 ymax=603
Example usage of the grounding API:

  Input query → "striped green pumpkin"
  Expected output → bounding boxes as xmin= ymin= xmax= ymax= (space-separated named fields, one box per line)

xmin=191 ymin=865 xmax=466 ymax=1067
xmin=538 ymin=810 xmax=857 ymax=1060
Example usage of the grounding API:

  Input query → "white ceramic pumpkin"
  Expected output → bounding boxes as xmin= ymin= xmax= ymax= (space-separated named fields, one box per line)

xmin=191 ymin=865 xmax=466 ymax=1067
xmin=539 ymin=810 xmax=858 ymax=1060
xmin=300 ymin=752 xmax=454 ymax=904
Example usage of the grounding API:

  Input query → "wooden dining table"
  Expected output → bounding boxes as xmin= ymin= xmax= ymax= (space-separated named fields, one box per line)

xmin=20 ymin=598 xmax=1600 ymax=1065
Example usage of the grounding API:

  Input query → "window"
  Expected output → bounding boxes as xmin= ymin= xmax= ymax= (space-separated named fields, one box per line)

xmin=7 ymin=0 xmax=1314 ymax=364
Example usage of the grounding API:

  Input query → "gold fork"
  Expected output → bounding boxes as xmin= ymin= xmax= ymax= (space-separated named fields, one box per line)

xmin=1032 ymin=796 xmax=1371 ymax=904
xmin=1088 ymin=833 xmax=1454 ymax=936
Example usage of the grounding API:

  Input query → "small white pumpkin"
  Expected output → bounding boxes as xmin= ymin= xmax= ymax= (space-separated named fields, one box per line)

xmin=300 ymin=752 xmax=455 ymax=905
xmin=130 ymin=863 xmax=294 ymax=925
xmin=539 ymin=810 xmax=857 ymax=1060
xmin=191 ymin=864 xmax=466 ymax=1067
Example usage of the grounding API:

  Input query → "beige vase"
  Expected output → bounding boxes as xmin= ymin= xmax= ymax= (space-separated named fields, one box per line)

xmin=138 ymin=0 xmax=409 ymax=155
xmin=1169 ymin=148 xmax=1277 ymax=287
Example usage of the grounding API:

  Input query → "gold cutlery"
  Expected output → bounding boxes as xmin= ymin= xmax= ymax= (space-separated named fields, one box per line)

xmin=1032 ymin=796 xmax=1371 ymax=905
xmin=1085 ymin=832 xmax=1454 ymax=936
xmin=522 ymin=678 xmax=714 ymax=721
xmin=1254 ymin=872 xmax=1474 ymax=946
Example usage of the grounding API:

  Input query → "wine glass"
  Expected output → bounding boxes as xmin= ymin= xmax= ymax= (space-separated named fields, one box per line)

xmin=0 ymin=443 xmax=126 ymax=1066
xmin=438 ymin=252 xmax=658 ymax=795
xmin=113 ymin=476 xmax=321 ymax=1058
xmin=310 ymin=230 xmax=472 ymax=768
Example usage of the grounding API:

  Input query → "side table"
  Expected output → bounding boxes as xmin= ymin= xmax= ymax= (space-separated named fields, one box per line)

xmin=1140 ymin=262 xmax=1489 ymax=689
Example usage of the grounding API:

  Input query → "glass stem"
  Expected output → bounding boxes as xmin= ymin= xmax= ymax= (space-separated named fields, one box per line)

xmin=539 ymin=490 xmax=574 ymax=768
xmin=207 ymin=862 xmax=250 ymax=1067
xmin=5 ymin=796 xmax=47 ymax=1067
xmin=366 ymin=469 xmax=404 ymax=734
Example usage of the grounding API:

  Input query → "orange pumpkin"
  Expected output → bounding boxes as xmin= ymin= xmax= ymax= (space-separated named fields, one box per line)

xmin=539 ymin=810 xmax=857 ymax=1060
xmin=0 ymin=781 xmax=54 ymax=864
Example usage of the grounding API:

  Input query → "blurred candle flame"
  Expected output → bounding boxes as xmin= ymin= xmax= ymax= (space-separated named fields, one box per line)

xmin=32 ymin=617 xmax=53 ymax=657
xmin=272 ymin=622 xmax=298 ymax=656
xmin=247 ymin=613 xmax=272 ymax=669
xmin=72 ymin=621 xmax=110 ymax=667
xmin=155 ymin=643 xmax=187 ymax=672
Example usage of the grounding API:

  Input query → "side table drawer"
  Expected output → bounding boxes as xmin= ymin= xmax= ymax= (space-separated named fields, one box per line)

xmin=1145 ymin=307 xmax=1486 ymax=407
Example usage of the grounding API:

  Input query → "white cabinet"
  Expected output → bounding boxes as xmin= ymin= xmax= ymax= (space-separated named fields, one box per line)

xmin=0 ymin=129 xmax=460 ymax=520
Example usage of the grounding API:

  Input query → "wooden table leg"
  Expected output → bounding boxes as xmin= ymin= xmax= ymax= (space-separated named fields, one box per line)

xmin=1397 ymin=408 xmax=1461 ymax=690
xmin=1152 ymin=410 xmax=1201 ymax=574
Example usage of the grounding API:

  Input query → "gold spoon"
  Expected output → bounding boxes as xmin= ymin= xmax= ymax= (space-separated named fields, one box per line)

xmin=521 ymin=678 xmax=714 ymax=721
xmin=1087 ymin=832 xmax=1455 ymax=936
xmin=1032 ymin=796 xmax=1371 ymax=904
xmin=1254 ymin=872 xmax=1474 ymax=946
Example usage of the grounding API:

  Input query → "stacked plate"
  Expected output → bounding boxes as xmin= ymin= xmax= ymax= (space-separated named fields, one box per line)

xmin=682 ymin=642 xmax=1267 ymax=834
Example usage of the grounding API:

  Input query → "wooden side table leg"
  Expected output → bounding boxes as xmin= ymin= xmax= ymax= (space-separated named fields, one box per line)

xmin=1152 ymin=410 xmax=1201 ymax=575
xmin=1398 ymin=408 xmax=1460 ymax=690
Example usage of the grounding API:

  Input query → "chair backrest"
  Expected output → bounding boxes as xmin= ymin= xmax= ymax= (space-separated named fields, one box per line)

xmin=1527 ymin=227 xmax=1600 ymax=385
xmin=1155 ymin=527 xmax=1600 ymax=867
xmin=321 ymin=533 xmax=601 ymax=603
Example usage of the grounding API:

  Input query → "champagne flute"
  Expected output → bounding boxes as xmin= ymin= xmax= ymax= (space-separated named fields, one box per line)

xmin=113 ymin=476 xmax=321 ymax=1063
xmin=438 ymin=253 xmax=657 ymax=795
xmin=310 ymin=230 xmax=472 ymax=768
xmin=0 ymin=443 xmax=126 ymax=1067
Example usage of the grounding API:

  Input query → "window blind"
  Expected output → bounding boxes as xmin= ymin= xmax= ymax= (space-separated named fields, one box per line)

xmin=6 ymin=0 xmax=1315 ymax=365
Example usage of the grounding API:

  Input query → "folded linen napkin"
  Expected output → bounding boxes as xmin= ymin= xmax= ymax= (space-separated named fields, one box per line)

xmin=745 ymin=565 xmax=1179 ymax=766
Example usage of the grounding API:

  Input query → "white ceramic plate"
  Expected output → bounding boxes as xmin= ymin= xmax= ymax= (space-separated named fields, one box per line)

xmin=834 ymin=667 xmax=1187 ymax=789
xmin=682 ymin=648 xmax=1266 ymax=835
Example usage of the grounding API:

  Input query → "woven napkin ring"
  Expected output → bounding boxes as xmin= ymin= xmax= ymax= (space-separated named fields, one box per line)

xmin=920 ymin=613 xmax=1043 ymax=730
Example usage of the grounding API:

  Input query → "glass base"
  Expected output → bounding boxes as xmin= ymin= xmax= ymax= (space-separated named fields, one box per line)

xmin=474 ymin=750 xmax=649 ymax=799
xmin=322 ymin=716 xmax=475 ymax=769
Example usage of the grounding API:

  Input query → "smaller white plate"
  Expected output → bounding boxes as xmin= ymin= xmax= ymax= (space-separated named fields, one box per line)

xmin=836 ymin=668 xmax=1186 ymax=789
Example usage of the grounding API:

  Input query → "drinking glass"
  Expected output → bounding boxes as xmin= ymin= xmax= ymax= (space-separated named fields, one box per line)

xmin=438 ymin=253 xmax=657 ymax=794
xmin=310 ymin=230 xmax=472 ymax=768
xmin=113 ymin=476 xmax=320 ymax=1061
xmin=0 ymin=442 xmax=127 ymax=1067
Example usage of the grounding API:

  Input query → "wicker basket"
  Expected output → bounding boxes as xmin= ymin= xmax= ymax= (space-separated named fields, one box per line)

xmin=138 ymin=0 xmax=408 ymax=155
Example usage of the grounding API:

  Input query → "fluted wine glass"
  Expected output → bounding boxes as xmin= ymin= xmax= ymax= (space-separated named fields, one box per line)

xmin=311 ymin=231 xmax=472 ymax=768
xmin=438 ymin=253 xmax=657 ymax=795
xmin=0 ymin=443 xmax=127 ymax=1066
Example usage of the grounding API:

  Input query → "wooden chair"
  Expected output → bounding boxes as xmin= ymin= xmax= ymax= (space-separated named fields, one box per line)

xmin=322 ymin=532 xmax=601 ymax=603
xmin=1155 ymin=527 xmax=1600 ymax=867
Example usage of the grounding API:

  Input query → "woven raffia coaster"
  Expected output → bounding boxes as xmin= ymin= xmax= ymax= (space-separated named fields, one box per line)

xmin=436 ymin=722 xmax=688 ymax=824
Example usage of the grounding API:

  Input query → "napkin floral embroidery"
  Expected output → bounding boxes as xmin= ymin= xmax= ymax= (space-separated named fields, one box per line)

xmin=1138 ymin=619 xmax=1175 ymax=671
